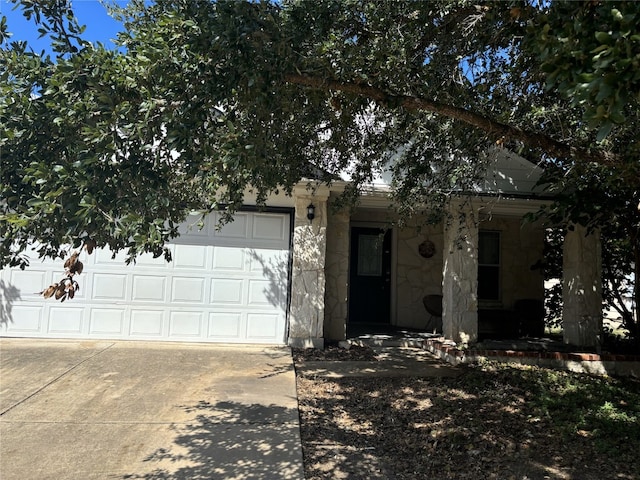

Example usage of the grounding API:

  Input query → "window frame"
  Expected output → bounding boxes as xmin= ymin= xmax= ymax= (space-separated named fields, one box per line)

xmin=478 ymin=230 xmax=501 ymax=302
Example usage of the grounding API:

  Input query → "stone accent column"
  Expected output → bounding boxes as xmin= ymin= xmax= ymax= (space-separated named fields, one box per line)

xmin=562 ymin=225 xmax=602 ymax=348
xmin=288 ymin=185 xmax=330 ymax=348
xmin=442 ymin=202 xmax=479 ymax=344
xmin=323 ymin=199 xmax=350 ymax=341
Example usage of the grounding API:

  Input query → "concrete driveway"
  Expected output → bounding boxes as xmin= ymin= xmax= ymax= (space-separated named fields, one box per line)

xmin=0 ymin=339 xmax=303 ymax=480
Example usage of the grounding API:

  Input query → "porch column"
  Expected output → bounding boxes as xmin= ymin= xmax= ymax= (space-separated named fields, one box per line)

xmin=288 ymin=185 xmax=330 ymax=348
xmin=562 ymin=225 xmax=602 ymax=348
xmin=442 ymin=202 xmax=479 ymax=344
xmin=323 ymin=200 xmax=350 ymax=341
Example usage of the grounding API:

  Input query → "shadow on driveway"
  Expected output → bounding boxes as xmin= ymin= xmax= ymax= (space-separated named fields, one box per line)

xmin=0 ymin=340 xmax=303 ymax=480
xmin=124 ymin=401 xmax=300 ymax=479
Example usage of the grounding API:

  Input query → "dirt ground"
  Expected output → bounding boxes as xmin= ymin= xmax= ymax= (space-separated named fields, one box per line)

xmin=293 ymin=346 xmax=640 ymax=480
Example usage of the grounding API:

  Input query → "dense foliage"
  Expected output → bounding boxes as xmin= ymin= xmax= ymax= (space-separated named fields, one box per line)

xmin=539 ymin=163 xmax=639 ymax=343
xmin=1 ymin=1 xmax=638 ymax=326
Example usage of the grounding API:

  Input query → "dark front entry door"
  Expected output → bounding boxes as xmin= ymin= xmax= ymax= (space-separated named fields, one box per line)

xmin=348 ymin=227 xmax=391 ymax=324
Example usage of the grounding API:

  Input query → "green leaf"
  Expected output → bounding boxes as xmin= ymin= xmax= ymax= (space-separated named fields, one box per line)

xmin=596 ymin=120 xmax=613 ymax=142
xmin=595 ymin=83 xmax=613 ymax=103
xmin=609 ymin=111 xmax=626 ymax=124
xmin=611 ymin=9 xmax=623 ymax=22
xmin=26 ymin=198 xmax=46 ymax=208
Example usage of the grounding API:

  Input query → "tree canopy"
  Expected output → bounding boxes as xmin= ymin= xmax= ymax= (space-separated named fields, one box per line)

xmin=1 ymin=0 xmax=638 ymax=272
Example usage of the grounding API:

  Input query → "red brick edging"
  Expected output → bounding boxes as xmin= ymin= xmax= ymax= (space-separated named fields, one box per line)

xmin=424 ymin=339 xmax=640 ymax=377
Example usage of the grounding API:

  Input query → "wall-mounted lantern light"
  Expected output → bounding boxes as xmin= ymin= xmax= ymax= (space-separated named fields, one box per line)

xmin=306 ymin=203 xmax=316 ymax=223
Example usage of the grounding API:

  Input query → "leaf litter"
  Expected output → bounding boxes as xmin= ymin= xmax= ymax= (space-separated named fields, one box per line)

xmin=294 ymin=346 xmax=640 ymax=480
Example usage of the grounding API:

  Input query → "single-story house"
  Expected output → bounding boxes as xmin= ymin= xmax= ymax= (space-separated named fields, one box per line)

xmin=0 ymin=148 xmax=603 ymax=348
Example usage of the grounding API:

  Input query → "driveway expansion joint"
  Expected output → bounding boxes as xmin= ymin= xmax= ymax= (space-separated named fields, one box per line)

xmin=0 ymin=342 xmax=116 ymax=416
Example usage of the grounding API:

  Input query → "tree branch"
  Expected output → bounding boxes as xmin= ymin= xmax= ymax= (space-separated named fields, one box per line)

xmin=284 ymin=73 xmax=619 ymax=167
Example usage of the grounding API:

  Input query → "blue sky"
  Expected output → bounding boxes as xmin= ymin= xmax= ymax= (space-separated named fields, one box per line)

xmin=1 ymin=0 xmax=129 ymax=51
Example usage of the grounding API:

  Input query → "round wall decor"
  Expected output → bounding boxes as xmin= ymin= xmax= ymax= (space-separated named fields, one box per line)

xmin=418 ymin=239 xmax=436 ymax=258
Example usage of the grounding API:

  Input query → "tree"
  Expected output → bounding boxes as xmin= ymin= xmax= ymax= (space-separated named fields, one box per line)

xmin=538 ymin=162 xmax=639 ymax=344
xmin=1 ymin=1 xmax=638 ymax=327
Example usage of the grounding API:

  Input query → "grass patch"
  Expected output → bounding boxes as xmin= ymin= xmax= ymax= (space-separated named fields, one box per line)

xmin=468 ymin=363 xmax=640 ymax=453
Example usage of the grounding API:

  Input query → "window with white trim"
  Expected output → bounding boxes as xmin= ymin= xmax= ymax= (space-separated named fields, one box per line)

xmin=478 ymin=231 xmax=500 ymax=301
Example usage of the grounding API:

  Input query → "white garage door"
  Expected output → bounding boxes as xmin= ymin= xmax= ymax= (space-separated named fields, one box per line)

xmin=0 ymin=211 xmax=291 ymax=344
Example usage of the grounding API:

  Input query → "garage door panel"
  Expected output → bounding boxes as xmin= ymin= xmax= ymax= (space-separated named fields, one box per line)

xmin=173 ymin=244 xmax=208 ymax=269
xmin=130 ymin=310 xmax=165 ymax=337
xmin=9 ymin=269 xmax=50 ymax=299
xmin=92 ymin=273 xmax=127 ymax=301
xmin=208 ymin=312 xmax=243 ymax=339
xmin=248 ymin=249 xmax=288 ymax=275
xmin=5 ymin=305 xmax=42 ymax=333
xmin=247 ymin=313 xmax=280 ymax=340
xmin=1 ymin=211 xmax=291 ymax=344
xmin=248 ymin=279 xmax=281 ymax=307
xmin=178 ymin=213 xmax=211 ymax=239
xmin=94 ymin=248 xmax=129 ymax=265
xmin=214 ymin=212 xmax=250 ymax=239
xmin=253 ymin=214 xmax=287 ymax=241
xmin=210 ymin=278 xmax=244 ymax=304
xmin=171 ymin=277 xmax=206 ymax=303
xmin=169 ymin=311 xmax=203 ymax=337
xmin=90 ymin=308 xmax=126 ymax=335
xmin=131 ymin=275 xmax=167 ymax=302
xmin=212 ymin=247 xmax=246 ymax=270
xmin=135 ymin=251 xmax=174 ymax=268
xmin=49 ymin=307 xmax=84 ymax=334
xmin=68 ymin=278 xmax=88 ymax=301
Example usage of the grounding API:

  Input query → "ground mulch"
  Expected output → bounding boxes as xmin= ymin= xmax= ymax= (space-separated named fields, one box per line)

xmin=293 ymin=346 xmax=640 ymax=480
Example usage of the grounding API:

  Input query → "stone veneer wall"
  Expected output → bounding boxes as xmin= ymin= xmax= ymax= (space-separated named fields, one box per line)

xmin=395 ymin=222 xmax=444 ymax=329
xmin=323 ymin=197 xmax=350 ymax=341
xmin=394 ymin=215 xmax=544 ymax=330
xmin=288 ymin=188 xmax=329 ymax=348
xmin=325 ymin=208 xmax=446 ymax=332
xmin=321 ymin=203 xmax=545 ymax=341
xmin=478 ymin=216 xmax=545 ymax=309
xmin=562 ymin=225 xmax=602 ymax=347
xmin=442 ymin=204 xmax=479 ymax=344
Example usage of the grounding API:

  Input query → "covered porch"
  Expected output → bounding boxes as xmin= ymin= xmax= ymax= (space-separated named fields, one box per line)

xmin=287 ymin=186 xmax=603 ymax=350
